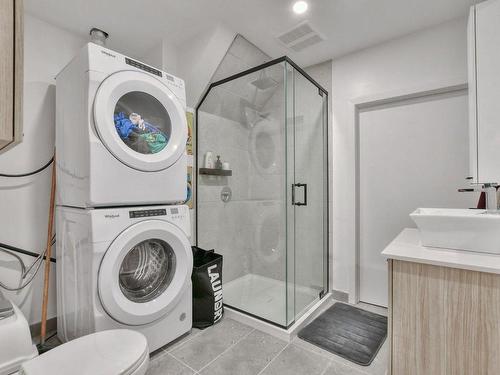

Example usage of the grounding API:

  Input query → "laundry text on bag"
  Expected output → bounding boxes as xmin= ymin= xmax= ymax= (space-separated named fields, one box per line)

xmin=208 ymin=264 xmax=223 ymax=323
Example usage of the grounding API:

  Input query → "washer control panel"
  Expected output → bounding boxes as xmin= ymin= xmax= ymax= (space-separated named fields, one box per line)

xmin=129 ymin=208 xmax=167 ymax=218
xmin=168 ymin=206 xmax=186 ymax=220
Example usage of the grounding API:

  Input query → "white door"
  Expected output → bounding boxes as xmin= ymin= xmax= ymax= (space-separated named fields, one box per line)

xmin=94 ymin=70 xmax=187 ymax=172
xmin=98 ymin=220 xmax=192 ymax=325
xmin=358 ymin=90 xmax=476 ymax=307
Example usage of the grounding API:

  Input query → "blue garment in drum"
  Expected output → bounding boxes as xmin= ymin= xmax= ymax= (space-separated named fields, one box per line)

xmin=114 ymin=112 xmax=136 ymax=139
xmin=113 ymin=112 xmax=169 ymax=154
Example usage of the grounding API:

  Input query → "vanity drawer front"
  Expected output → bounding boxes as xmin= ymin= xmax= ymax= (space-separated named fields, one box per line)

xmin=390 ymin=260 xmax=500 ymax=375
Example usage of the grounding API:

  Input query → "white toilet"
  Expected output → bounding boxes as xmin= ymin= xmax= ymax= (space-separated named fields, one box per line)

xmin=0 ymin=297 xmax=149 ymax=375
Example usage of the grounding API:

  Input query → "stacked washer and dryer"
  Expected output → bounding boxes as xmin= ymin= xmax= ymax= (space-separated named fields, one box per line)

xmin=55 ymin=43 xmax=193 ymax=352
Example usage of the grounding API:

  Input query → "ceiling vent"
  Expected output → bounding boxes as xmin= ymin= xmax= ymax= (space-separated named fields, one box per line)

xmin=277 ymin=21 xmax=325 ymax=52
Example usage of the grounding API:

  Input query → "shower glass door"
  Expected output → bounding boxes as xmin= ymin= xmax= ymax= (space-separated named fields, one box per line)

xmin=288 ymin=64 xmax=328 ymax=324
xmin=196 ymin=58 xmax=328 ymax=329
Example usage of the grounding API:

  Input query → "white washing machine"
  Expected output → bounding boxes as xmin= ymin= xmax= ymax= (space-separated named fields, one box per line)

xmin=56 ymin=43 xmax=188 ymax=208
xmin=56 ymin=205 xmax=193 ymax=352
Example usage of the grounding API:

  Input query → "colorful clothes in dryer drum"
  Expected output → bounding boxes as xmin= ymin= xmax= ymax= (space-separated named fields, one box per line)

xmin=113 ymin=112 xmax=169 ymax=154
xmin=139 ymin=132 xmax=168 ymax=154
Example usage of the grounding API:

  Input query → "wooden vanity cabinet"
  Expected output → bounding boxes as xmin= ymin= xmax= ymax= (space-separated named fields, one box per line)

xmin=388 ymin=259 xmax=500 ymax=374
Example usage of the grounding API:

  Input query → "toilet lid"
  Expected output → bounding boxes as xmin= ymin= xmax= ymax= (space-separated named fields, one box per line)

xmin=21 ymin=330 xmax=148 ymax=375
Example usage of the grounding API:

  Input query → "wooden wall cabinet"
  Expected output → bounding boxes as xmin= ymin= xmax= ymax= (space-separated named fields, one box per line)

xmin=388 ymin=259 xmax=500 ymax=374
xmin=0 ymin=0 xmax=23 ymax=153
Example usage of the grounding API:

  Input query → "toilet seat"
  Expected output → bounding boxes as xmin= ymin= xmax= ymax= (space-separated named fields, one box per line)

xmin=21 ymin=330 xmax=149 ymax=375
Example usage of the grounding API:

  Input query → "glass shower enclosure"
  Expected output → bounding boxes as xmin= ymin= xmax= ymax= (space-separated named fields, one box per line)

xmin=196 ymin=57 xmax=328 ymax=328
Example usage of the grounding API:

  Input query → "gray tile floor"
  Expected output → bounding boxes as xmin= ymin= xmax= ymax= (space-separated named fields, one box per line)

xmin=148 ymin=309 xmax=388 ymax=375
xmin=34 ymin=303 xmax=387 ymax=375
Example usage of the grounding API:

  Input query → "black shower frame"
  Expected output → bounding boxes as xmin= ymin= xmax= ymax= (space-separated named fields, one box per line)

xmin=194 ymin=56 xmax=329 ymax=330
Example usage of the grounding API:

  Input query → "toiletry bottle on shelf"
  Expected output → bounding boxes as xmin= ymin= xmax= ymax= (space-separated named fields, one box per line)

xmin=215 ymin=155 xmax=223 ymax=169
xmin=204 ymin=151 xmax=214 ymax=169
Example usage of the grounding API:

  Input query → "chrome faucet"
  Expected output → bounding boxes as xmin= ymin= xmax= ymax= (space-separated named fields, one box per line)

xmin=458 ymin=182 xmax=499 ymax=213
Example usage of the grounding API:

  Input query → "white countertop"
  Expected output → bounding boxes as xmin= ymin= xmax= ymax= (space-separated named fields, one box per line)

xmin=382 ymin=228 xmax=500 ymax=274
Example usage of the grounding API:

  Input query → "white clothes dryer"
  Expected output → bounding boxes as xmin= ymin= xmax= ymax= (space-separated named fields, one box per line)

xmin=56 ymin=43 xmax=188 ymax=207
xmin=56 ymin=205 xmax=193 ymax=352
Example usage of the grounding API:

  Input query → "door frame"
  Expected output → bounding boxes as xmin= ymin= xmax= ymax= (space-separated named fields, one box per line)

xmin=350 ymin=79 xmax=467 ymax=304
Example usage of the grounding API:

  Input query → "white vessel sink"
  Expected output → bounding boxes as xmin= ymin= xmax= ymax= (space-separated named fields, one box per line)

xmin=410 ymin=208 xmax=500 ymax=254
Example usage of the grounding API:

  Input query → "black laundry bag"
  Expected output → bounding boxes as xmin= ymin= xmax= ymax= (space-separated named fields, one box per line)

xmin=191 ymin=246 xmax=223 ymax=329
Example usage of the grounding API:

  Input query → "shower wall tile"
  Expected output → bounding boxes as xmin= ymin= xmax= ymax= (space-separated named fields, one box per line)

xmin=210 ymin=34 xmax=271 ymax=83
xmin=197 ymin=111 xmax=251 ymax=205
xmin=197 ymin=112 xmax=223 ymax=156
xmin=198 ymin=61 xmax=327 ymax=303
xmin=197 ymin=202 xmax=224 ymax=231
xmin=228 ymin=158 xmax=250 ymax=202
xmin=197 ymin=113 xmax=250 ymax=154
xmin=239 ymin=200 xmax=286 ymax=282
xmin=248 ymin=173 xmax=283 ymax=201
xmin=197 ymin=200 xmax=253 ymax=283
xmin=224 ymin=35 xmax=270 ymax=71
xmin=212 ymin=52 xmax=246 ymax=83
xmin=197 ymin=176 xmax=226 ymax=203
xmin=231 ymin=125 xmax=250 ymax=151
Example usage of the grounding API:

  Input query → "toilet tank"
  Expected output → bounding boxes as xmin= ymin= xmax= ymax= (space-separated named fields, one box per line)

xmin=0 ymin=295 xmax=38 ymax=375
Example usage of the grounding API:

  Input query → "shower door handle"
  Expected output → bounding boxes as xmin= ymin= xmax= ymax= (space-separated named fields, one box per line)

xmin=292 ymin=183 xmax=307 ymax=206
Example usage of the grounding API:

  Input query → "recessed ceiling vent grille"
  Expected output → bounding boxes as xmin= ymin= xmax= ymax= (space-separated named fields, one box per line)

xmin=277 ymin=21 xmax=325 ymax=52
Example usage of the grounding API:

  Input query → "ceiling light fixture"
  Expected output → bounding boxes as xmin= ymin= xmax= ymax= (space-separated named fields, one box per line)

xmin=293 ymin=1 xmax=308 ymax=14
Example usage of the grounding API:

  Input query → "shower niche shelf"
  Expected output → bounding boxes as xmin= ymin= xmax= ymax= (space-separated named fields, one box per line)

xmin=199 ymin=168 xmax=232 ymax=176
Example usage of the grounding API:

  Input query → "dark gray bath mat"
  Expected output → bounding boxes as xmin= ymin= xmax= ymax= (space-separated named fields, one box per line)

xmin=298 ymin=303 xmax=387 ymax=366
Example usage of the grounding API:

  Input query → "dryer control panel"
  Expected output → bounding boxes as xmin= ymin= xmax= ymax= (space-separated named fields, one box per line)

xmin=125 ymin=57 xmax=162 ymax=77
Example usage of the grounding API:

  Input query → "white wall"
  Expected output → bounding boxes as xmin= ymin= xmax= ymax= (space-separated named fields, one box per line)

xmin=176 ymin=24 xmax=236 ymax=107
xmin=141 ymin=42 xmax=164 ymax=71
xmin=0 ymin=14 xmax=85 ymax=324
xmin=141 ymin=39 xmax=180 ymax=75
xmin=359 ymin=91 xmax=473 ymax=306
xmin=331 ymin=17 xmax=469 ymax=301
xmin=140 ymin=25 xmax=237 ymax=108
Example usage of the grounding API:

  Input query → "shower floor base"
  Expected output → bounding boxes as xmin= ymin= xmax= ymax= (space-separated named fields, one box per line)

xmin=224 ymin=273 xmax=321 ymax=327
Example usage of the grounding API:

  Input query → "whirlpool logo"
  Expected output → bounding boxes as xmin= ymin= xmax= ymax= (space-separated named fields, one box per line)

xmin=101 ymin=50 xmax=116 ymax=58
xmin=104 ymin=214 xmax=120 ymax=219
xmin=208 ymin=264 xmax=223 ymax=323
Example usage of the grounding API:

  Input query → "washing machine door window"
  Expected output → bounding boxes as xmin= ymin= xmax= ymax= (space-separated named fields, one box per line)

xmin=93 ymin=70 xmax=187 ymax=172
xmin=118 ymin=238 xmax=176 ymax=303
xmin=98 ymin=220 xmax=192 ymax=326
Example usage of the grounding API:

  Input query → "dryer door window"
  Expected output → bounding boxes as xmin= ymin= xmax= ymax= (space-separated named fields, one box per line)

xmin=94 ymin=70 xmax=187 ymax=172
xmin=114 ymin=92 xmax=172 ymax=155
xmin=98 ymin=220 xmax=192 ymax=326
